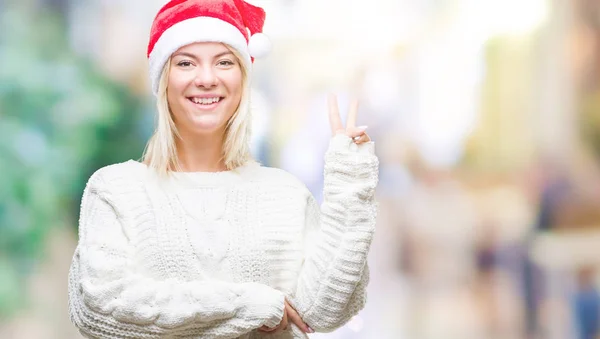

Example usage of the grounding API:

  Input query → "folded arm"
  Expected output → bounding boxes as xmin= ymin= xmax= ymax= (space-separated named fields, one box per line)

xmin=68 ymin=171 xmax=285 ymax=338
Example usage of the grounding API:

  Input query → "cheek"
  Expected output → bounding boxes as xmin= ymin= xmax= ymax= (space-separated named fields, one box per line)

xmin=167 ymin=72 xmax=190 ymax=105
xmin=166 ymin=85 xmax=180 ymax=118
xmin=226 ymin=79 xmax=243 ymax=115
xmin=166 ymin=72 xmax=190 ymax=121
xmin=225 ymin=72 xmax=243 ymax=100
xmin=167 ymin=70 xmax=192 ymax=96
xmin=233 ymin=72 xmax=243 ymax=96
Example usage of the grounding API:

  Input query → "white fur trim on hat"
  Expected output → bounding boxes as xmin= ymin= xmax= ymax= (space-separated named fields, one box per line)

xmin=248 ymin=33 xmax=271 ymax=59
xmin=148 ymin=17 xmax=251 ymax=95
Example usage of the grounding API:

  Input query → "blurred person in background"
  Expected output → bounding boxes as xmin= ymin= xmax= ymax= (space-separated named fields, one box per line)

xmin=573 ymin=266 xmax=600 ymax=339
xmin=66 ymin=0 xmax=379 ymax=338
xmin=532 ymin=156 xmax=600 ymax=339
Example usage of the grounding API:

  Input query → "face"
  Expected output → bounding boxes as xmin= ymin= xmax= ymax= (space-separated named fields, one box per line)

xmin=167 ymin=42 xmax=243 ymax=137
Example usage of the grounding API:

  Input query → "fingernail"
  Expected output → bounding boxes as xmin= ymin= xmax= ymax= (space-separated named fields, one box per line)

xmin=308 ymin=326 xmax=314 ymax=333
xmin=357 ymin=125 xmax=368 ymax=130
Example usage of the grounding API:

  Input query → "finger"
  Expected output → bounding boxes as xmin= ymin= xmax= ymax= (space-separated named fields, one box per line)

xmin=347 ymin=126 xmax=368 ymax=138
xmin=273 ymin=314 xmax=288 ymax=335
xmin=258 ymin=324 xmax=278 ymax=332
xmin=353 ymin=133 xmax=371 ymax=144
xmin=285 ymin=302 xmax=307 ymax=331
xmin=346 ymin=98 xmax=359 ymax=130
xmin=259 ymin=304 xmax=287 ymax=333
xmin=285 ymin=303 xmax=310 ymax=333
xmin=328 ymin=94 xmax=344 ymax=135
xmin=257 ymin=325 xmax=277 ymax=333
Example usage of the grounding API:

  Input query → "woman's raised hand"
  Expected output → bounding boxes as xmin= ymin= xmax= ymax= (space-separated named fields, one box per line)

xmin=328 ymin=94 xmax=371 ymax=144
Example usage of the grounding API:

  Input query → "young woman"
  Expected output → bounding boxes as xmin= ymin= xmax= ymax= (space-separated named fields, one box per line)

xmin=68 ymin=1 xmax=379 ymax=338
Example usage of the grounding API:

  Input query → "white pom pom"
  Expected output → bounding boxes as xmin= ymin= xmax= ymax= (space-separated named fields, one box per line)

xmin=248 ymin=33 xmax=271 ymax=59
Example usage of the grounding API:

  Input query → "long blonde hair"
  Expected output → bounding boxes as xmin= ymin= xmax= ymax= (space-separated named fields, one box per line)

xmin=141 ymin=46 xmax=255 ymax=176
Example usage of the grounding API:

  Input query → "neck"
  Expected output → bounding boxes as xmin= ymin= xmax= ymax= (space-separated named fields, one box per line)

xmin=175 ymin=128 xmax=228 ymax=172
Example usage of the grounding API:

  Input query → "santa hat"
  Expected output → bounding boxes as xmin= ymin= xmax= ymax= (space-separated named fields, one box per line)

xmin=147 ymin=0 xmax=271 ymax=95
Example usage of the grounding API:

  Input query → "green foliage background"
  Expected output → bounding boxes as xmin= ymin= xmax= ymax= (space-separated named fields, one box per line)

xmin=0 ymin=4 xmax=149 ymax=317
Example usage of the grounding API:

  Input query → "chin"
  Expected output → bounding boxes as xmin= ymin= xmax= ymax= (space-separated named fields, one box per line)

xmin=172 ymin=102 xmax=234 ymax=136
xmin=187 ymin=117 xmax=227 ymax=135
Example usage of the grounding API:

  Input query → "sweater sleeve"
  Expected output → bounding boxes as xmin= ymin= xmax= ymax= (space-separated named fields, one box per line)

xmin=288 ymin=134 xmax=379 ymax=332
xmin=68 ymin=169 xmax=285 ymax=339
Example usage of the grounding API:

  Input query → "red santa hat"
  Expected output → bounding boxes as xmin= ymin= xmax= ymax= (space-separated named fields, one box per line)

xmin=147 ymin=0 xmax=271 ymax=95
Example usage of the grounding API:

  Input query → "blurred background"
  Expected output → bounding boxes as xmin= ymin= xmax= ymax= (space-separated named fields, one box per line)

xmin=2 ymin=0 xmax=600 ymax=338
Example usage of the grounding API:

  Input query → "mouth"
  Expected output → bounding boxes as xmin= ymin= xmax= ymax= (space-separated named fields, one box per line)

xmin=187 ymin=96 xmax=224 ymax=110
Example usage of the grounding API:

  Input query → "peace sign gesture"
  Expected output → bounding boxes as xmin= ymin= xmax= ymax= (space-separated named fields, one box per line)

xmin=328 ymin=94 xmax=371 ymax=144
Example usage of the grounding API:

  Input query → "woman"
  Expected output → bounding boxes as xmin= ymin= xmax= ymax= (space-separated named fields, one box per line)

xmin=68 ymin=0 xmax=379 ymax=338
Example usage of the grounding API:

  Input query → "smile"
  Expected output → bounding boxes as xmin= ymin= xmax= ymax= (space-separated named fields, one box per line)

xmin=187 ymin=96 xmax=224 ymax=110
xmin=188 ymin=96 xmax=223 ymax=104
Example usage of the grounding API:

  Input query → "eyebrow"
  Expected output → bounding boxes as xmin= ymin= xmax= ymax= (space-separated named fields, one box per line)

xmin=172 ymin=51 xmax=234 ymax=59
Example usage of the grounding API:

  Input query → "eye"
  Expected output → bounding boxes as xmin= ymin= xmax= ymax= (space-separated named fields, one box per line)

xmin=217 ymin=60 xmax=235 ymax=67
xmin=177 ymin=60 xmax=193 ymax=67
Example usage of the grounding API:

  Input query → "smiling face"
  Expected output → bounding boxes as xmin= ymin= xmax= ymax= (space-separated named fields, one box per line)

xmin=167 ymin=42 xmax=244 ymax=137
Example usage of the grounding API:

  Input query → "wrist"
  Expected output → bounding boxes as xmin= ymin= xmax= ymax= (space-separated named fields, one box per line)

xmin=237 ymin=282 xmax=285 ymax=328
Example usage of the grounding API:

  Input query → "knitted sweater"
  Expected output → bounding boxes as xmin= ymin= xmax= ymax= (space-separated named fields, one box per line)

xmin=68 ymin=134 xmax=379 ymax=339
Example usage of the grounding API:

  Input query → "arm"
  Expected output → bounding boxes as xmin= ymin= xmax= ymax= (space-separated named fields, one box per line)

xmin=289 ymin=134 xmax=379 ymax=332
xmin=68 ymin=171 xmax=285 ymax=339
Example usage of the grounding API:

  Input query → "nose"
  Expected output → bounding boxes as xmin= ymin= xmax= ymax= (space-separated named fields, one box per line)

xmin=193 ymin=65 xmax=218 ymax=88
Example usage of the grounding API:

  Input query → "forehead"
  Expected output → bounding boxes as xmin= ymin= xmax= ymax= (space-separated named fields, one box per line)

xmin=173 ymin=42 xmax=231 ymax=57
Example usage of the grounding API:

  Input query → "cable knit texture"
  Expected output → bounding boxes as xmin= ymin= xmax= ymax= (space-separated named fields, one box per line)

xmin=68 ymin=134 xmax=379 ymax=338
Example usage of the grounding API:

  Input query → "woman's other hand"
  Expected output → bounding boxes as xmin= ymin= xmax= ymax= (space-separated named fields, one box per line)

xmin=257 ymin=299 xmax=313 ymax=334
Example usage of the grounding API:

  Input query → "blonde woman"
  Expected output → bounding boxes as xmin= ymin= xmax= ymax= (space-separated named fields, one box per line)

xmin=68 ymin=1 xmax=379 ymax=338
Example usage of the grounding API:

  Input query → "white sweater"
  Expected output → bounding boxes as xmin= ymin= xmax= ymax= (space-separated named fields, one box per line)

xmin=68 ymin=134 xmax=379 ymax=339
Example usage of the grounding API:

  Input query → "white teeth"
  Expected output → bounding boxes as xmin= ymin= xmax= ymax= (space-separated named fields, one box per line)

xmin=191 ymin=97 xmax=220 ymax=105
